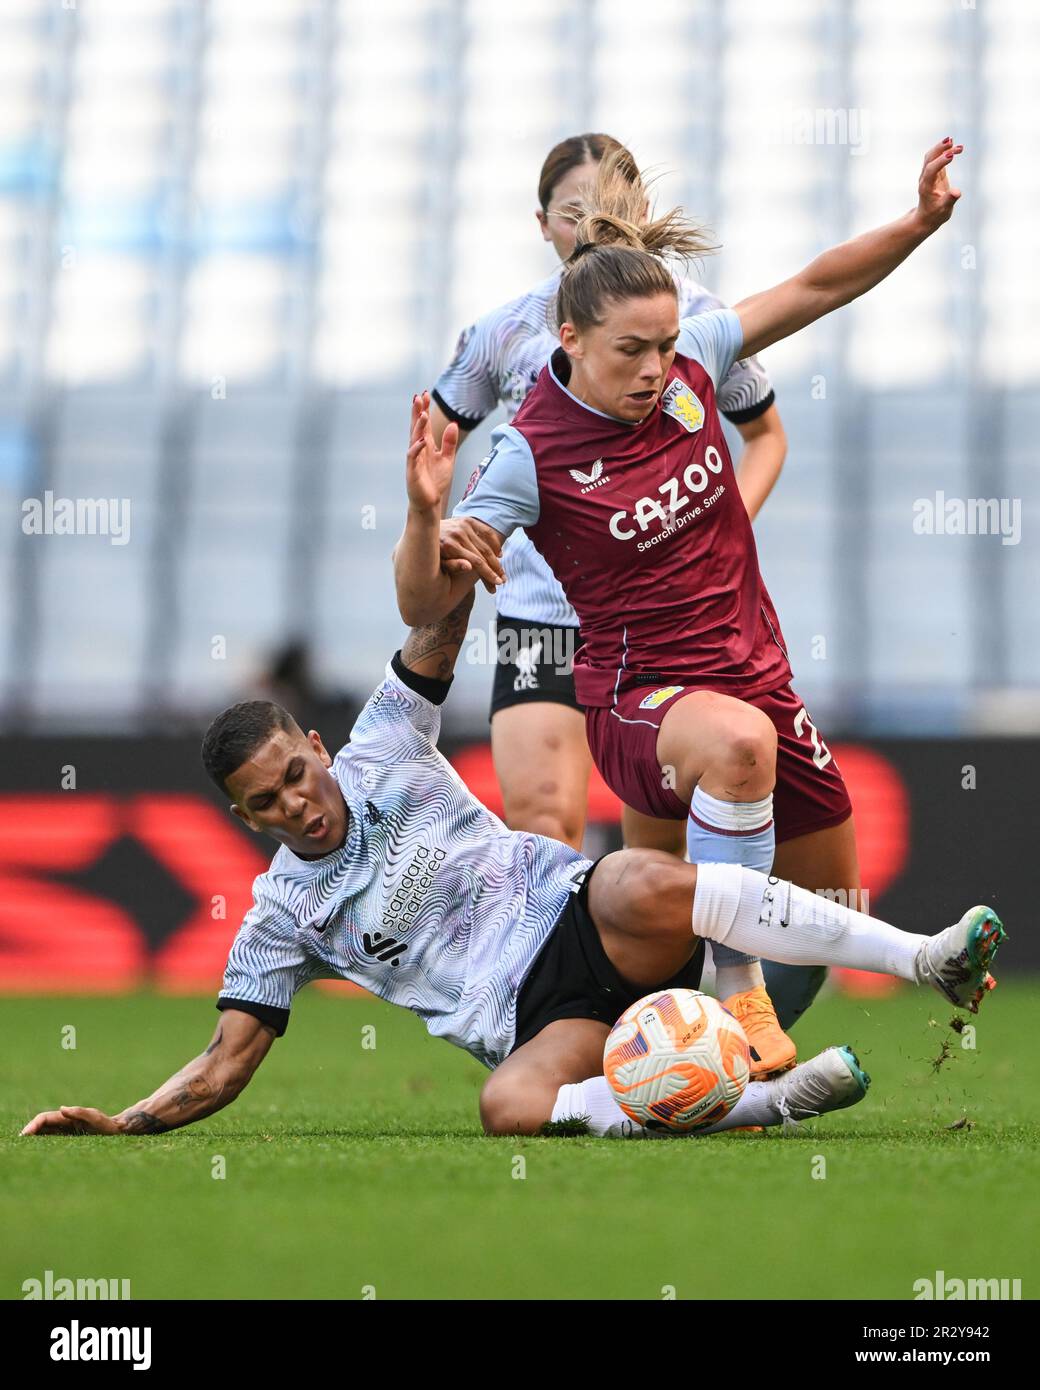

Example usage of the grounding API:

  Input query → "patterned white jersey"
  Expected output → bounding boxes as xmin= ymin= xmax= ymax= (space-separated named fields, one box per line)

xmin=434 ymin=269 xmax=776 ymax=627
xmin=217 ymin=658 xmax=592 ymax=1069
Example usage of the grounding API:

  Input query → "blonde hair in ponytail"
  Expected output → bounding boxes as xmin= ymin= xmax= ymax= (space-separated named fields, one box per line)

xmin=556 ymin=150 xmax=717 ymax=332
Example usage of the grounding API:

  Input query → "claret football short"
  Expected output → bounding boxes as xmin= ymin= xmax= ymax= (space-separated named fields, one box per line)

xmin=584 ymin=680 xmax=853 ymax=845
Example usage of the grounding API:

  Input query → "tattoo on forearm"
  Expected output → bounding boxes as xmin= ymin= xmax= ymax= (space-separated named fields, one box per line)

xmin=173 ymin=1076 xmax=217 ymax=1110
xmin=402 ymin=592 xmax=473 ymax=680
xmin=122 ymin=1111 xmax=170 ymax=1135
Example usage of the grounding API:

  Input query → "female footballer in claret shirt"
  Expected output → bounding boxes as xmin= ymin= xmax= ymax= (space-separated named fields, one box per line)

xmin=397 ymin=138 xmax=965 ymax=1077
xmin=429 ymin=133 xmax=786 ymax=867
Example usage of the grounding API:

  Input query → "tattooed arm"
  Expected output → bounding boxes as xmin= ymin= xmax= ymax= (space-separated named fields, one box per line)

xmin=399 ymin=586 xmax=476 ymax=684
xmin=19 ymin=1010 xmax=275 ymax=1137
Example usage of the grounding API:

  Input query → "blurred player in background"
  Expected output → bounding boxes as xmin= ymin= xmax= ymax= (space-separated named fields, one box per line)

xmin=400 ymin=139 xmax=966 ymax=1073
xmin=430 ymin=134 xmax=787 ymax=858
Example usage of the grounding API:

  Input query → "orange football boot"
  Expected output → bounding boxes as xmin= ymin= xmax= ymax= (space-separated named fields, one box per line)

xmin=722 ymin=985 xmax=797 ymax=1080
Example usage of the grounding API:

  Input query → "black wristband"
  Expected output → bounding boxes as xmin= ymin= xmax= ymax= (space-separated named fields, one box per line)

xmin=391 ymin=650 xmax=452 ymax=705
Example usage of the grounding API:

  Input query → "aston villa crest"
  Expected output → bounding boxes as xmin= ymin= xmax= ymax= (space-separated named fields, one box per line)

xmin=660 ymin=380 xmax=705 ymax=433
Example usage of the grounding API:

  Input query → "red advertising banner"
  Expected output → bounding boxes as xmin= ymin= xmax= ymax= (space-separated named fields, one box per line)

xmin=0 ymin=735 xmax=1034 ymax=989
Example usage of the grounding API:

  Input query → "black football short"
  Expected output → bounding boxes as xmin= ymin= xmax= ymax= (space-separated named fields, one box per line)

xmin=489 ymin=616 xmax=583 ymax=718
xmin=510 ymin=858 xmax=705 ymax=1054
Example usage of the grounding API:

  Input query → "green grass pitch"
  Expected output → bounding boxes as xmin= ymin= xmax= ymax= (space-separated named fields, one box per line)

xmin=3 ymin=982 xmax=1037 ymax=1301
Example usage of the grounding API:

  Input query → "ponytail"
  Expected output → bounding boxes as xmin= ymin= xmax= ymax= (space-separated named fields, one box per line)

xmin=556 ymin=150 xmax=717 ymax=332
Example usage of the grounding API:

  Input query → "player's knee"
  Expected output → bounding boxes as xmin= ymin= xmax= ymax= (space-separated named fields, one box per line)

xmin=503 ymin=793 xmax=583 ymax=850
xmin=634 ymin=853 xmax=697 ymax=936
xmin=478 ymin=1084 xmax=512 ymax=1135
xmin=479 ymin=1075 xmax=548 ymax=1136
xmin=714 ymin=710 xmax=776 ymax=793
xmin=531 ymin=812 xmax=584 ymax=850
xmin=596 ymin=849 xmax=694 ymax=942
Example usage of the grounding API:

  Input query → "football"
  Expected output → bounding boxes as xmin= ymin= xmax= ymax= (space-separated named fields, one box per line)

xmin=603 ymin=988 xmax=751 ymax=1133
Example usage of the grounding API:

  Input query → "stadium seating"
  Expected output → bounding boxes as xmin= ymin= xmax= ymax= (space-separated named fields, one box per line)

xmin=0 ymin=0 xmax=1036 ymax=731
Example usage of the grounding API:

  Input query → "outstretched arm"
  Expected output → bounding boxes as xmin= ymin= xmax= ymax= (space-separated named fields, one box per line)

xmin=394 ymin=391 xmax=504 ymax=626
xmin=735 ymin=138 xmax=963 ymax=358
xmin=20 ymin=1009 xmax=275 ymax=1136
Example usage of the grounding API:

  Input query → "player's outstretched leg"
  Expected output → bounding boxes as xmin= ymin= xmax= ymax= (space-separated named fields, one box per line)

xmin=542 ymin=1044 xmax=871 ymax=1139
xmin=586 ymin=851 xmax=1006 ymax=1022
xmin=690 ymin=863 xmax=1006 ymax=1014
xmin=480 ymin=1011 xmax=870 ymax=1139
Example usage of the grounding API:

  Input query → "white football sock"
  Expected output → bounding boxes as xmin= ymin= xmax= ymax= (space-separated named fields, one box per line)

xmin=692 ymin=863 xmax=926 ymax=979
xmin=695 ymin=1081 xmax=780 ymax=1133
xmin=551 ymin=1077 xmax=648 ymax=1138
xmin=552 ymin=1075 xmax=790 ymax=1139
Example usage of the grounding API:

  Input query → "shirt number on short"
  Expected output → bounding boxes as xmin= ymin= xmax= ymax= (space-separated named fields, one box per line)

xmin=793 ymin=706 xmax=833 ymax=771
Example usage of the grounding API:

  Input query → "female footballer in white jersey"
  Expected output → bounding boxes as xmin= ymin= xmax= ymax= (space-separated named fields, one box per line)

xmin=430 ymin=135 xmax=787 ymax=858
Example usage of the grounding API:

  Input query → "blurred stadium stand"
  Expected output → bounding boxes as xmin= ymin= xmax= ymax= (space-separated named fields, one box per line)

xmin=0 ymin=0 xmax=1037 ymax=735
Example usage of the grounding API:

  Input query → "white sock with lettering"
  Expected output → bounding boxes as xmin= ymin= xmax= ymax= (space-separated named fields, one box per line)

xmin=695 ymin=1081 xmax=781 ymax=1133
xmin=692 ymin=863 xmax=926 ymax=979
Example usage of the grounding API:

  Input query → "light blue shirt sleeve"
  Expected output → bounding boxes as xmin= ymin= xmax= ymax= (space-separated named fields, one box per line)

xmin=452 ymin=423 xmax=540 ymax=540
xmin=675 ymin=307 xmax=745 ymax=391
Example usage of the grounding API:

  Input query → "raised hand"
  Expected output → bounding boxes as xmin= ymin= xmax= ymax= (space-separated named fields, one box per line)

xmin=917 ymin=136 xmax=963 ymax=230
xmin=21 ymin=1105 xmax=122 ymax=1136
xmin=406 ymin=389 xmax=459 ymax=514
